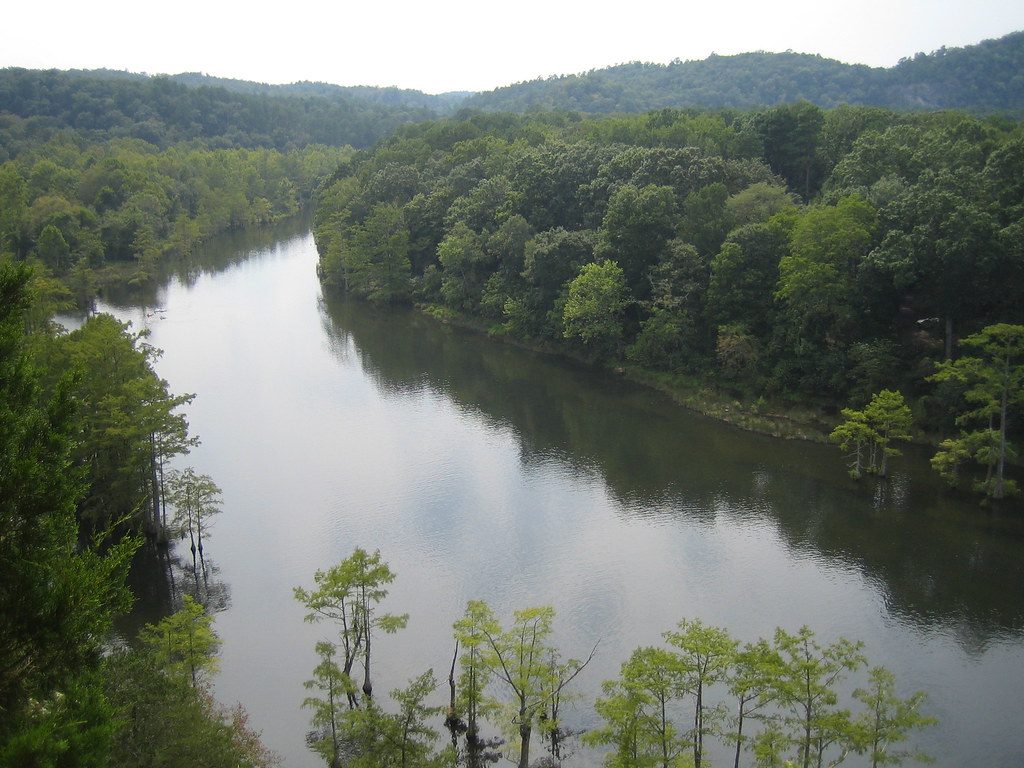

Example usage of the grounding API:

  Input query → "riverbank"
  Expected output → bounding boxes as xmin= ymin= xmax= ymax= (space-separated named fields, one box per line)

xmin=418 ymin=302 xmax=838 ymax=443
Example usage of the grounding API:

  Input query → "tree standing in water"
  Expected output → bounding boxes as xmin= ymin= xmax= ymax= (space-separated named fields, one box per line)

xmin=167 ymin=467 xmax=222 ymax=568
xmin=295 ymin=548 xmax=408 ymax=707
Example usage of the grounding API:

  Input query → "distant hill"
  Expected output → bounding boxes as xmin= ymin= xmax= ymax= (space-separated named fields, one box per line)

xmin=0 ymin=68 xmax=453 ymax=150
xmin=463 ymin=31 xmax=1024 ymax=114
xmin=3 ymin=31 xmax=1022 ymax=154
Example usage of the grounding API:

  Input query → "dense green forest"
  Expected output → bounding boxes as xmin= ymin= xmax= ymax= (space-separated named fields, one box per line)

xmin=3 ymin=29 xmax=1023 ymax=159
xmin=464 ymin=31 xmax=1024 ymax=114
xmin=0 ymin=65 xmax=356 ymax=766
xmin=0 ymin=123 xmax=348 ymax=302
xmin=313 ymin=105 xmax=1024 ymax=500
xmin=0 ymin=68 xmax=439 ymax=150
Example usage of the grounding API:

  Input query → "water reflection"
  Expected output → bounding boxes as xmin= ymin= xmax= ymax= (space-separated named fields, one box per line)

xmin=102 ymin=225 xmax=1024 ymax=767
xmin=118 ymin=543 xmax=232 ymax=642
xmin=100 ymin=216 xmax=314 ymax=309
xmin=319 ymin=292 xmax=1024 ymax=649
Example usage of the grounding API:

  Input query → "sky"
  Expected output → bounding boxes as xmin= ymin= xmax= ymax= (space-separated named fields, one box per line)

xmin=5 ymin=0 xmax=1024 ymax=94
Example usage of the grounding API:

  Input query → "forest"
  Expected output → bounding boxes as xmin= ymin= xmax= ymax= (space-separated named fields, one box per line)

xmin=462 ymin=31 xmax=1024 ymax=114
xmin=0 ymin=68 xmax=438 ymax=150
xmin=313 ymin=105 xmax=1024 ymax=501
xmin=3 ymin=28 xmax=1024 ymax=157
xmin=0 ymin=119 xmax=348 ymax=304
xmin=2 ymin=32 xmax=1023 ymax=768
xmin=0 ymin=259 xmax=283 ymax=765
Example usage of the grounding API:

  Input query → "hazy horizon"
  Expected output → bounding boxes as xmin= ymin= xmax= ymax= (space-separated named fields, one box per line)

xmin=7 ymin=1 xmax=1024 ymax=94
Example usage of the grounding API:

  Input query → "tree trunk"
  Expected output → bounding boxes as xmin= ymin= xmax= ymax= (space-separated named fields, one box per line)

xmin=362 ymin=587 xmax=373 ymax=699
xmin=329 ymin=677 xmax=339 ymax=768
xmin=945 ymin=316 xmax=954 ymax=360
xmin=518 ymin=716 xmax=531 ymax=768
xmin=995 ymin=382 xmax=1009 ymax=499
xmin=149 ymin=432 xmax=161 ymax=539
xmin=661 ymin=696 xmax=670 ymax=768
xmin=733 ymin=702 xmax=745 ymax=768
xmin=694 ymin=682 xmax=703 ymax=768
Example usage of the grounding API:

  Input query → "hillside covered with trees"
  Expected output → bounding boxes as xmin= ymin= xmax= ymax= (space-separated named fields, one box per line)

xmin=313 ymin=104 xmax=1024 ymax=500
xmin=0 ymin=68 xmax=441 ymax=150
xmin=464 ymin=31 xmax=1024 ymax=114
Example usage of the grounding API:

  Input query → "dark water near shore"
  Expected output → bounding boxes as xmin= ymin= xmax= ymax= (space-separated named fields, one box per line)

xmin=81 ymin=222 xmax=1024 ymax=767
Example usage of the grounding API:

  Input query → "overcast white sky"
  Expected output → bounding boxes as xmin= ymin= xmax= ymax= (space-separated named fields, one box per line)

xmin=5 ymin=0 xmax=1024 ymax=94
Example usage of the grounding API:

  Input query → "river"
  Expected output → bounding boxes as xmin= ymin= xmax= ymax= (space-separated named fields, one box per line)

xmin=84 ymin=220 xmax=1024 ymax=767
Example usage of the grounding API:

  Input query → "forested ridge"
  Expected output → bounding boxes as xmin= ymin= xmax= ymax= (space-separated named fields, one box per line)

xmin=314 ymin=104 xmax=1024 ymax=501
xmin=4 ymin=29 xmax=1024 ymax=156
xmin=0 ymin=68 xmax=439 ymax=150
xmin=465 ymin=30 xmax=1024 ymax=114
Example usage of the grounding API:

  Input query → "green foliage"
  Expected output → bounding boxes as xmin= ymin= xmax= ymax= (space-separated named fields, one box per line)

xmin=462 ymin=32 xmax=1024 ymax=114
xmin=103 ymin=647 xmax=277 ymax=768
xmin=585 ymin=646 xmax=688 ymax=768
xmin=39 ymin=312 xmax=196 ymax=529
xmin=340 ymin=204 xmax=413 ymax=303
xmin=0 ymin=262 xmax=136 ymax=764
xmin=295 ymin=548 xmax=409 ymax=710
xmin=830 ymin=390 xmax=913 ymax=479
xmin=303 ymin=641 xmax=350 ymax=766
xmin=587 ymin=618 xmax=931 ymax=768
xmin=1 ymin=129 xmax=348 ymax=304
xmin=0 ymin=68 xmax=446 ymax=150
xmin=167 ymin=467 xmax=223 ymax=559
xmin=771 ymin=626 xmax=866 ymax=768
xmin=928 ymin=323 xmax=1024 ymax=499
xmin=562 ymin=260 xmax=628 ymax=358
xmin=475 ymin=603 xmax=596 ymax=768
xmin=312 ymin=103 xmax=1024 ymax=444
xmin=138 ymin=594 xmax=221 ymax=689
xmin=851 ymin=667 xmax=936 ymax=768
xmin=664 ymin=619 xmax=738 ymax=768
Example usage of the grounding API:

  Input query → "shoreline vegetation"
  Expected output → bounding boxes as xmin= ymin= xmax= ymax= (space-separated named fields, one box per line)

xmin=313 ymin=107 xmax=1024 ymax=500
xmin=417 ymin=300 xmax=837 ymax=442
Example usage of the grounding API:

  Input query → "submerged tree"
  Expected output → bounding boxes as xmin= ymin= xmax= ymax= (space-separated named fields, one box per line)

xmin=851 ymin=667 xmax=935 ymax=768
xmin=726 ymin=639 xmax=782 ymax=768
xmin=772 ymin=626 xmax=866 ymax=768
xmin=830 ymin=390 xmax=912 ymax=479
xmin=452 ymin=600 xmax=502 ymax=766
xmin=167 ymin=467 xmax=222 ymax=567
xmin=294 ymin=548 xmax=408 ymax=708
xmin=478 ymin=604 xmax=596 ymax=768
xmin=586 ymin=646 xmax=688 ymax=768
xmin=303 ymin=641 xmax=348 ymax=767
xmin=664 ymin=619 xmax=737 ymax=768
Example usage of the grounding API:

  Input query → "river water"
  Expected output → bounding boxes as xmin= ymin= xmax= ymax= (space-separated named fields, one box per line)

xmin=87 ymin=221 xmax=1024 ymax=767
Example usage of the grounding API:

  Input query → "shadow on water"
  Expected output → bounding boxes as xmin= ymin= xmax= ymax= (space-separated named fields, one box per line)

xmin=100 ymin=214 xmax=314 ymax=309
xmin=319 ymin=292 xmax=1024 ymax=651
xmin=117 ymin=541 xmax=232 ymax=643
xmin=103 ymin=220 xmax=311 ymax=638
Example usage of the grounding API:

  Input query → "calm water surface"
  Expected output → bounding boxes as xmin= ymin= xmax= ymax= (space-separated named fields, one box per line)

xmin=88 ymin=222 xmax=1024 ymax=767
